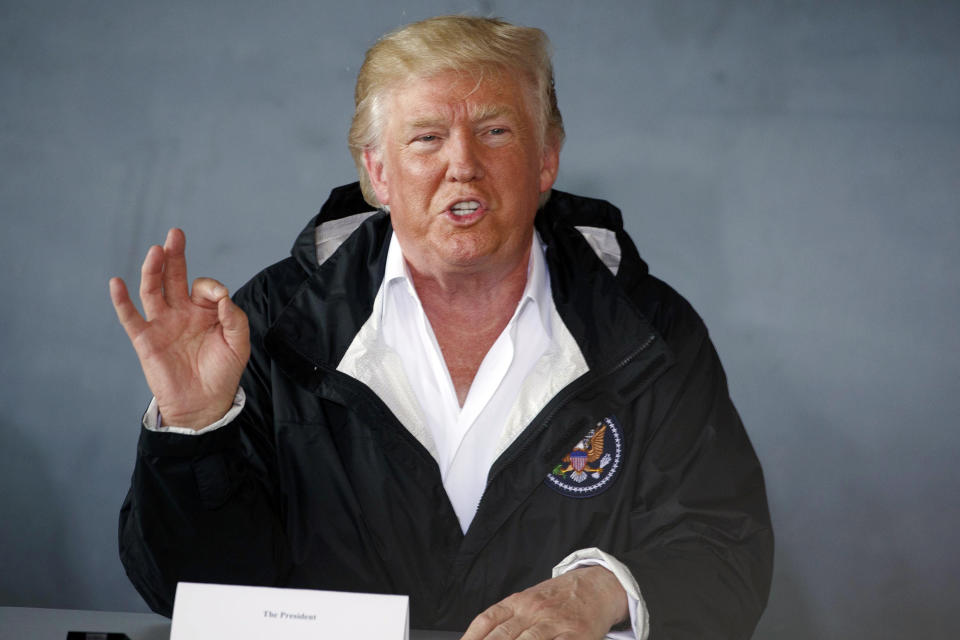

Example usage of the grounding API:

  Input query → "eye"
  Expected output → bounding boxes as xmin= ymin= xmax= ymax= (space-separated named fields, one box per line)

xmin=481 ymin=126 xmax=512 ymax=146
xmin=416 ymin=134 xmax=438 ymax=143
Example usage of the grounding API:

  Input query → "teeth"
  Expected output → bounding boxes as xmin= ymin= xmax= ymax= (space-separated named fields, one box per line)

xmin=450 ymin=201 xmax=480 ymax=216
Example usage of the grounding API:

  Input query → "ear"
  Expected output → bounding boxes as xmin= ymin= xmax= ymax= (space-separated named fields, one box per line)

xmin=363 ymin=148 xmax=391 ymax=206
xmin=538 ymin=142 xmax=560 ymax=194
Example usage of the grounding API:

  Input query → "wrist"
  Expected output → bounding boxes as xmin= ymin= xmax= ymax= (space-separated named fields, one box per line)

xmin=158 ymin=400 xmax=235 ymax=431
xmin=578 ymin=565 xmax=630 ymax=631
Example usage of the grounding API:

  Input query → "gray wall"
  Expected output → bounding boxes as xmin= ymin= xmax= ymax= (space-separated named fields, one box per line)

xmin=1 ymin=1 xmax=957 ymax=637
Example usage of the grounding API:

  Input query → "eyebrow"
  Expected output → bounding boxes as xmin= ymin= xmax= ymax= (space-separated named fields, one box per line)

xmin=403 ymin=104 xmax=517 ymax=131
xmin=469 ymin=103 xmax=514 ymax=123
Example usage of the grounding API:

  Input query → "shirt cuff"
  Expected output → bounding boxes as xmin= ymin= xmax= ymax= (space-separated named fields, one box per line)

xmin=553 ymin=547 xmax=649 ymax=640
xmin=142 ymin=387 xmax=246 ymax=435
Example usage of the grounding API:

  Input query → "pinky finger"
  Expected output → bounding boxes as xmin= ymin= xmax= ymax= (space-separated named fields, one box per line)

xmin=109 ymin=277 xmax=149 ymax=341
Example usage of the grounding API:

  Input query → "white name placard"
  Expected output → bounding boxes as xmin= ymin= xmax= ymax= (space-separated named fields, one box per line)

xmin=169 ymin=582 xmax=409 ymax=640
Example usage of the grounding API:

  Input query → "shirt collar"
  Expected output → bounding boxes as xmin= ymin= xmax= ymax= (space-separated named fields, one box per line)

xmin=382 ymin=230 xmax=551 ymax=336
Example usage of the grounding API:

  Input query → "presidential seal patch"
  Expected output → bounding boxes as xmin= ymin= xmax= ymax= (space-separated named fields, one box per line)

xmin=545 ymin=416 xmax=623 ymax=498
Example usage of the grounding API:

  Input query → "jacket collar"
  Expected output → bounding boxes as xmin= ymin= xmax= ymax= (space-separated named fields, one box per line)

xmin=534 ymin=189 xmax=657 ymax=373
xmin=267 ymin=184 xmax=390 ymax=378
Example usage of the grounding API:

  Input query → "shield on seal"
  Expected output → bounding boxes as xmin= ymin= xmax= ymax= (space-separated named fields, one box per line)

xmin=570 ymin=449 xmax=587 ymax=472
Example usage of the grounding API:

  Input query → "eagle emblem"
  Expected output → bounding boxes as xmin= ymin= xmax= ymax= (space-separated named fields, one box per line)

xmin=554 ymin=425 xmax=612 ymax=483
xmin=545 ymin=416 xmax=624 ymax=498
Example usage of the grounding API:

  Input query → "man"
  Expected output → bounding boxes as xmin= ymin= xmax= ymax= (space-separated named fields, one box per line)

xmin=111 ymin=16 xmax=772 ymax=639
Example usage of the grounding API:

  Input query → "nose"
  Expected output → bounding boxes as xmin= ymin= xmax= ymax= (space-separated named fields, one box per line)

xmin=444 ymin=132 xmax=484 ymax=183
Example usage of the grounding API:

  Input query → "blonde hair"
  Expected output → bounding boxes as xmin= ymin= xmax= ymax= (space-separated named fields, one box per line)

xmin=348 ymin=15 xmax=565 ymax=207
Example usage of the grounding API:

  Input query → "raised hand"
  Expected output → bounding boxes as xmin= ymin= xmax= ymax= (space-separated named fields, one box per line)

xmin=109 ymin=228 xmax=250 ymax=430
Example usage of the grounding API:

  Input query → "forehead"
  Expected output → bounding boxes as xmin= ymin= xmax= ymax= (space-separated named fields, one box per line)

xmin=383 ymin=69 xmax=533 ymax=126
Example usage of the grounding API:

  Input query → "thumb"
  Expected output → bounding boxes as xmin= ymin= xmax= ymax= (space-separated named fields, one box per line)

xmin=217 ymin=295 xmax=250 ymax=357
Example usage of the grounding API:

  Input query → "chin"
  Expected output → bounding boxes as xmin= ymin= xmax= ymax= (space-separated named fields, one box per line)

xmin=437 ymin=236 xmax=498 ymax=268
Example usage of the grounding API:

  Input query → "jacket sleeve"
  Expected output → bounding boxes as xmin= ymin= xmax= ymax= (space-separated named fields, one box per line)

xmin=118 ymin=279 xmax=291 ymax=617
xmin=620 ymin=298 xmax=773 ymax=639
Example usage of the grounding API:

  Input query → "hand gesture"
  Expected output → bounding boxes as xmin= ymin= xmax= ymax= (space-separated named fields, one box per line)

xmin=109 ymin=228 xmax=250 ymax=430
xmin=460 ymin=565 xmax=630 ymax=640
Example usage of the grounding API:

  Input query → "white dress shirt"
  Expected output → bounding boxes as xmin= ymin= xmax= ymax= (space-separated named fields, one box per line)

xmin=378 ymin=232 xmax=553 ymax=531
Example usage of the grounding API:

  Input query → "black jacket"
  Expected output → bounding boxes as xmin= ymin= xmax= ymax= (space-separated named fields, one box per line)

xmin=120 ymin=183 xmax=773 ymax=637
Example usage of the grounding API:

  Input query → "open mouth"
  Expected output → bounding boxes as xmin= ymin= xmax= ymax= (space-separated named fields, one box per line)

xmin=449 ymin=200 xmax=481 ymax=217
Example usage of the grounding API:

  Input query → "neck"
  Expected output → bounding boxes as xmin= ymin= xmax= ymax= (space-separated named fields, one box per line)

xmin=408 ymin=245 xmax=531 ymax=406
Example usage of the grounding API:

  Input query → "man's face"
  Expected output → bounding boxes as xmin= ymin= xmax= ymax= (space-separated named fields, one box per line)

xmin=364 ymin=70 xmax=559 ymax=280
